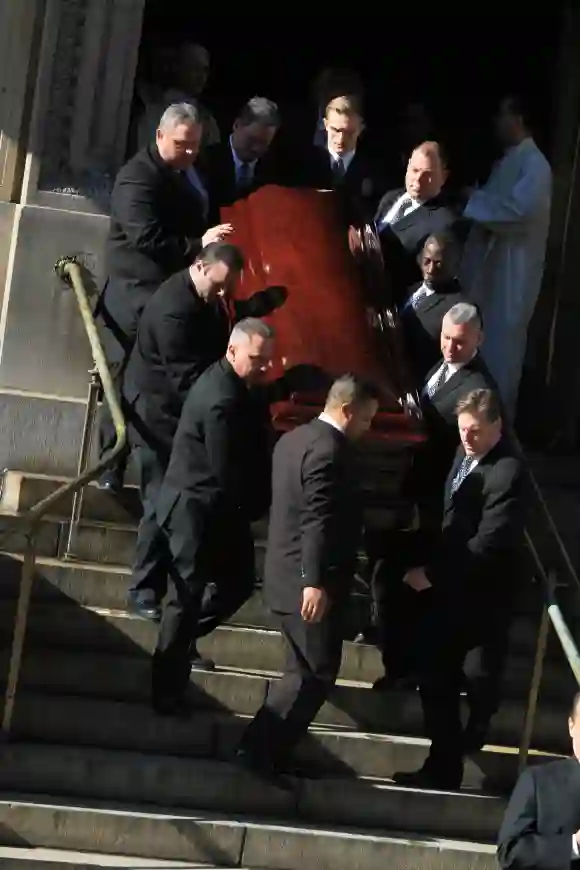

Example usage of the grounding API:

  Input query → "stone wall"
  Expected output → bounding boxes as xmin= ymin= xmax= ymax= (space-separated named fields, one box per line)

xmin=0 ymin=0 xmax=144 ymax=476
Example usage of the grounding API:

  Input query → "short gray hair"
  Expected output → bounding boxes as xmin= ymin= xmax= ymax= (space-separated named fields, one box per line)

xmin=159 ymin=102 xmax=202 ymax=132
xmin=229 ymin=317 xmax=275 ymax=345
xmin=444 ymin=302 xmax=482 ymax=330
xmin=325 ymin=373 xmax=380 ymax=410
xmin=236 ymin=96 xmax=280 ymax=128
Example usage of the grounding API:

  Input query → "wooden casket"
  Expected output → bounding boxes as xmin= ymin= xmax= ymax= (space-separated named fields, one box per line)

xmin=223 ymin=185 xmax=425 ymax=531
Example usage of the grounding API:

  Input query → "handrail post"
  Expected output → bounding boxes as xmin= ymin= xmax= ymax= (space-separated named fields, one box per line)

xmin=518 ymin=603 xmax=550 ymax=773
xmin=1 ymin=529 xmax=38 ymax=737
xmin=62 ymin=363 xmax=102 ymax=560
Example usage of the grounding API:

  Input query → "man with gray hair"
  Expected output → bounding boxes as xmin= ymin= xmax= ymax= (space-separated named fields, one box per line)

xmin=204 ymin=96 xmax=285 ymax=219
xmin=151 ymin=318 xmax=276 ymax=715
xmin=96 ymin=102 xmax=232 ymax=492
xmin=410 ymin=300 xmax=498 ymax=529
xmin=237 ymin=374 xmax=379 ymax=786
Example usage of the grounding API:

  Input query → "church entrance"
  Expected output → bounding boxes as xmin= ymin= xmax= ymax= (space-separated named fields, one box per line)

xmin=136 ymin=5 xmax=563 ymax=185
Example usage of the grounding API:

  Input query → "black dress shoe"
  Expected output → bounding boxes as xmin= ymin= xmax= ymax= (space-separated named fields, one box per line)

xmin=127 ymin=591 xmax=161 ymax=622
xmin=393 ymin=764 xmax=463 ymax=791
xmin=372 ymin=674 xmax=417 ymax=692
xmin=152 ymin=696 xmax=194 ymax=718
xmin=190 ymin=644 xmax=215 ymax=671
xmin=97 ymin=471 xmax=123 ymax=494
xmin=234 ymin=749 xmax=296 ymax=793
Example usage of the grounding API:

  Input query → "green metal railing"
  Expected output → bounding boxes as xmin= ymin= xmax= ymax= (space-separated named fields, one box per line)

xmin=0 ymin=256 xmax=126 ymax=737
xmin=517 ymin=457 xmax=580 ymax=771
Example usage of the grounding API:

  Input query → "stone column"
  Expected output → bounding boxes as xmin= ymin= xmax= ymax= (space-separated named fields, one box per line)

xmin=0 ymin=0 xmax=145 ymax=405
xmin=22 ymin=0 xmax=145 ymax=215
xmin=0 ymin=0 xmax=45 ymax=203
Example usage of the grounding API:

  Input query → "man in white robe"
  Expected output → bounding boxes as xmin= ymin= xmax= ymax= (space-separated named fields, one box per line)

xmin=460 ymin=95 xmax=552 ymax=419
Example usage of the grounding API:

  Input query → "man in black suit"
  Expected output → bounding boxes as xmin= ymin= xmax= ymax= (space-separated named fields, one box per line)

xmin=124 ymin=242 xmax=288 ymax=633
xmin=390 ymin=389 xmax=525 ymax=789
xmin=236 ymin=375 xmax=379 ymax=784
xmin=374 ymin=141 xmax=458 ymax=298
xmin=399 ymin=230 xmax=466 ymax=385
xmin=304 ymin=94 xmax=383 ymax=224
xmin=96 ymin=101 xmax=233 ymax=491
xmin=498 ymin=691 xmax=580 ymax=868
xmin=203 ymin=97 xmax=284 ymax=222
xmin=412 ymin=301 xmax=496 ymax=529
xmin=151 ymin=318 xmax=276 ymax=715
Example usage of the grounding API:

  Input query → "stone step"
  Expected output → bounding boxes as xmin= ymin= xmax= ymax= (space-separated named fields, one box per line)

xmin=0 ymin=554 xmax=549 ymax=649
xmin=12 ymin=649 xmax=570 ymax=752
xmin=0 ymin=472 xmax=142 ymax=525
xmin=8 ymin=605 xmax=573 ymax=702
xmin=0 ymin=540 xmax=549 ymax=624
xmin=0 ymin=471 xmax=402 ymax=536
xmin=0 ymin=743 xmax=507 ymax=843
xmin=0 ymin=516 xmax=267 ymax=572
xmin=12 ymin=692 xmax=556 ymax=791
xmin=0 ymin=796 xmax=498 ymax=870
xmin=0 ymin=846 xmax=221 ymax=869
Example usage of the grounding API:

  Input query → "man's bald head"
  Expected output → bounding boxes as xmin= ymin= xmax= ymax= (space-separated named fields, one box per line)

xmin=405 ymin=140 xmax=448 ymax=202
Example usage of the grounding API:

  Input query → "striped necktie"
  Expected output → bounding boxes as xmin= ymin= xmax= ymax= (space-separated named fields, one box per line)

xmin=451 ymin=456 xmax=475 ymax=494
xmin=426 ymin=363 xmax=448 ymax=398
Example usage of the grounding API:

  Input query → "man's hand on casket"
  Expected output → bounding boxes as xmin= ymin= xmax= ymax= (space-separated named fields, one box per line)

xmin=240 ymin=285 xmax=288 ymax=319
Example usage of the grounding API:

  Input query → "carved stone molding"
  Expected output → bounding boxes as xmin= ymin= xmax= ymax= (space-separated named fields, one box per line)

xmin=24 ymin=0 xmax=145 ymax=212
xmin=0 ymin=0 xmax=45 ymax=202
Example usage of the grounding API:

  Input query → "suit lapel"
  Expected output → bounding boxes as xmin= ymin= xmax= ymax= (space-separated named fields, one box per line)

xmin=377 ymin=188 xmax=404 ymax=223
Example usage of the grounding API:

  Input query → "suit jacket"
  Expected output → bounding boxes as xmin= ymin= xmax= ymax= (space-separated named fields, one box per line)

xmin=374 ymin=188 xmax=458 ymax=294
xmin=203 ymin=140 xmax=291 ymax=223
xmin=156 ymin=358 xmax=273 ymax=528
xmin=400 ymin=278 xmax=466 ymax=385
xmin=425 ymin=437 xmax=525 ymax=616
xmin=497 ymin=758 xmax=580 ymax=870
xmin=421 ymin=352 xmax=496 ymax=450
xmin=98 ymin=145 xmax=207 ymax=351
xmin=302 ymin=143 xmax=384 ymax=224
xmin=124 ymin=269 xmax=282 ymax=456
xmin=264 ymin=418 xmax=362 ymax=614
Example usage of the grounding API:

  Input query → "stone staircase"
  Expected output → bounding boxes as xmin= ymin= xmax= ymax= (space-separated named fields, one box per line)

xmin=0 ymin=470 xmax=575 ymax=869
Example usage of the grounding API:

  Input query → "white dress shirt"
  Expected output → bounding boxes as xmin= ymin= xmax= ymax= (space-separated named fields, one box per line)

xmin=318 ymin=412 xmax=345 ymax=433
xmin=378 ymin=192 xmax=422 ymax=231
xmin=423 ymin=358 xmax=467 ymax=396
xmin=402 ymin=281 xmax=435 ymax=312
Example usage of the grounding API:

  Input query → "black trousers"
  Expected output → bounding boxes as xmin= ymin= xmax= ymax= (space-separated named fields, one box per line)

xmin=151 ymin=499 xmax=256 ymax=703
xmin=417 ymin=604 xmax=510 ymax=773
xmin=97 ymin=322 xmax=132 ymax=482
xmin=131 ymin=444 xmax=170 ymax=599
xmin=371 ymin=533 xmax=509 ymax=767
xmin=239 ymin=604 xmax=345 ymax=770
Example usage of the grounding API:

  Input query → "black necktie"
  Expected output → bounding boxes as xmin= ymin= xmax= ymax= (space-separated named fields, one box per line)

xmin=332 ymin=157 xmax=345 ymax=183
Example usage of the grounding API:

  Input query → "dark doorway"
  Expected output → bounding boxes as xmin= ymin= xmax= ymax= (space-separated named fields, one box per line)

xmin=137 ymin=6 xmax=564 ymax=184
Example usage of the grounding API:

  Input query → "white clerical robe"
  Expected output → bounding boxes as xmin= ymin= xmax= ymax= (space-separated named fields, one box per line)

xmin=460 ymin=137 xmax=552 ymax=417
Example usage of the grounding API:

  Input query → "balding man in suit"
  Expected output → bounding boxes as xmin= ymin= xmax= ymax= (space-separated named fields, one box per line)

xmin=374 ymin=142 xmax=458 ymax=299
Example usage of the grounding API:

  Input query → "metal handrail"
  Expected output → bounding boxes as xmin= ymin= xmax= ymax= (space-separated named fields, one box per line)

xmin=0 ymin=256 xmax=127 ymax=737
xmin=517 ymin=455 xmax=580 ymax=771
